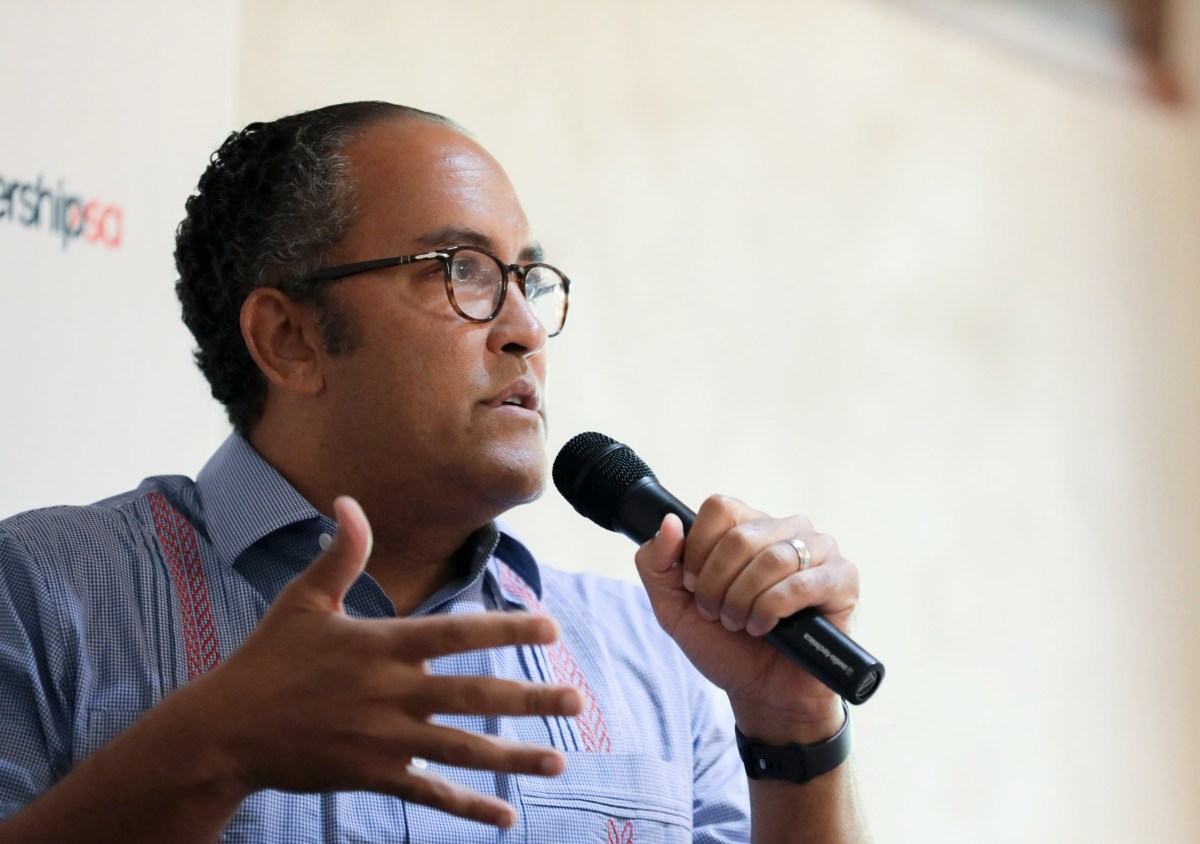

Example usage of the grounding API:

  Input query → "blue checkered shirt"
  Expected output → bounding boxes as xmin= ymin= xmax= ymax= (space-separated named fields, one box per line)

xmin=0 ymin=434 xmax=750 ymax=842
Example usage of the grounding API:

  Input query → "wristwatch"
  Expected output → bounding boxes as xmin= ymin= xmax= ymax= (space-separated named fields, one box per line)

xmin=734 ymin=699 xmax=852 ymax=784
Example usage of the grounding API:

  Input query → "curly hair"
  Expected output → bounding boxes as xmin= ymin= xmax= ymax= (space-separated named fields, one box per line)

xmin=174 ymin=101 xmax=454 ymax=435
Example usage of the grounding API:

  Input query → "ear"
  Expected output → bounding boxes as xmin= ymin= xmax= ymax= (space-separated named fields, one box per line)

xmin=240 ymin=288 xmax=326 ymax=397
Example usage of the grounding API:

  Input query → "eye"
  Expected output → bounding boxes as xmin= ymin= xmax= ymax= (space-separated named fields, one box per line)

xmin=448 ymin=250 xmax=499 ymax=293
xmin=450 ymin=253 xmax=484 ymax=280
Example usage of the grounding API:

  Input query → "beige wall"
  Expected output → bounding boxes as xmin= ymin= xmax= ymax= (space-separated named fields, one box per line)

xmin=235 ymin=1 xmax=1200 ymax=841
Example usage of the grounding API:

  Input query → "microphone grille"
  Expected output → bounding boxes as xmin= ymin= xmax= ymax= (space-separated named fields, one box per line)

xmin=553 ymin=432 xmax=655 ymax=531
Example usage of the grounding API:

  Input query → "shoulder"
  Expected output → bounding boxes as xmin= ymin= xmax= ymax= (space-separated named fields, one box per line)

xmin=0 ymin=476 xmax=201 ymax=577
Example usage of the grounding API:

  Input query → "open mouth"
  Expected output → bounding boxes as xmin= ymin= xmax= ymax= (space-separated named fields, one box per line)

xmin=490 ymin=382 xmax=541 ymax=414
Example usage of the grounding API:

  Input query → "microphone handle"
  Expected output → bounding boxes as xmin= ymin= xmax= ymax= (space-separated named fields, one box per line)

xmin=612 ymin=479 xmax=884 ymax=704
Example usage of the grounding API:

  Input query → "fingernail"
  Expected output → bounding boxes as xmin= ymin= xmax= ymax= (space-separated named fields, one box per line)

xmin=541 ymin=755 xmax=562 ymax=775
xmin=696 ymin=604 xmax=716 ymax=622
xmin=720 ymin=613 xmax=738 ymax=632
xmin=682 ymin=572 xmax=697 ymax=593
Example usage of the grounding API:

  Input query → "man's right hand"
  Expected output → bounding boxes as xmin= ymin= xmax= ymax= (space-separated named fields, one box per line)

xmin=180 ymin=495 xmax=582 ymax=828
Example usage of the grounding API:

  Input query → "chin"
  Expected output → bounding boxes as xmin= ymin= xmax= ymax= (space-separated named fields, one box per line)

xmin=486 ymin=442 xmax=549 ymax=508
xmin=501 ymin=456 xmax=549 ymax=504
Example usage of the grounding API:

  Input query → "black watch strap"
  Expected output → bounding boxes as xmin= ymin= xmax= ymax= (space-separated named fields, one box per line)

xmin=735 ymin=700 xmax=852 ymax=784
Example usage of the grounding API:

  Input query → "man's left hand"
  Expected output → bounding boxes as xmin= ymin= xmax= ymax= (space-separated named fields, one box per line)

xmin=633 ymin=495 xmax=860 ymax=741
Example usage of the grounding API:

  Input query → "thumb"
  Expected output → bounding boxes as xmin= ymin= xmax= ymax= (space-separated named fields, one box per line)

xmin=287 ymin=495 xmax=374 ymax=613
xmin=633 ymin=514 xmax=689 ymax=614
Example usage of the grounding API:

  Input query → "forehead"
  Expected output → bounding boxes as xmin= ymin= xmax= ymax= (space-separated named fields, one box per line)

xmin=337 ymin=118 xmax=533 ymax=257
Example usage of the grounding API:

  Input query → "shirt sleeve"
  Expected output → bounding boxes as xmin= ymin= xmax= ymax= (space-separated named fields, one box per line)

xmin=0 ymin=527 xmax=72 ymax=819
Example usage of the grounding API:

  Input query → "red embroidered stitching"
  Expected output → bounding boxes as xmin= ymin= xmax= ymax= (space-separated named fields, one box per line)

xmin=498 ymin=563 xmax=612 ymax=753
xmin=607 ymin=818 xmax=635 ymax=843
xmin=148 ymin=492 xmax=221 ymax=680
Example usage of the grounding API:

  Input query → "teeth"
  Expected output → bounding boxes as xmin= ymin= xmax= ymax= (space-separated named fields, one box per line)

xmin=503 ymin=397 xmax=523 ymax=406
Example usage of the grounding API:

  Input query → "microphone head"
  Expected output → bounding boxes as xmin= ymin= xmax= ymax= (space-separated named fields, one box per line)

xmin=553 ymin=432 xmax=655 ymax=532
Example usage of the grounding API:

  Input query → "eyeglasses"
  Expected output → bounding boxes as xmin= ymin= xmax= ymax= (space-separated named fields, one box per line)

xmin=300 ymin=245 xmax=571 ymax=337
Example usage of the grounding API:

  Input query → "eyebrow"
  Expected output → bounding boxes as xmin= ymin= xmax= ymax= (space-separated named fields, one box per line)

xmin=414 ymin=225 xmax=544 ymax=263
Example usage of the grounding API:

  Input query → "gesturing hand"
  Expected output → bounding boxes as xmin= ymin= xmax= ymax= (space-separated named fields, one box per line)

xmin=188 ymin=496 xmax=582 ymax=828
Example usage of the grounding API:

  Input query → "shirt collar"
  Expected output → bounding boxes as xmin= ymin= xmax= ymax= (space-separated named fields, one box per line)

xmin=195 ymin=433 xmax=544 ymax=600
xmin=195 ymin=434 xmax=329 ymax=567
xmin=489 ymin=519 xmax=544 ymax=603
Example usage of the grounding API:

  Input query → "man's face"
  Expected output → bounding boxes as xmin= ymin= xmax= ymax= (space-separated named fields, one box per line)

xmin=315 ymin=118 xmax=550 ymax=522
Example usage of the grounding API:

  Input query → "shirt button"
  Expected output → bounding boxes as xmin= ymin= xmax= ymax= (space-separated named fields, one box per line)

xmin=318 ymin=533 xmax=333 ymax=551
xmin=411 ymin=757 xmax=428 ymax=770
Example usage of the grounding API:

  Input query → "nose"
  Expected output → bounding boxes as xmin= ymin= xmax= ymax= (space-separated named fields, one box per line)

xmin=488 ymin=271 xmax=547 ymax=358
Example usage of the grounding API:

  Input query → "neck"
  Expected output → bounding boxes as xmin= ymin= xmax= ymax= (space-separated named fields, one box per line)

xmin=247 ymin=418 xmax=489 ymax=616
xmin=359 ymin=520 xmax=482 ymax=616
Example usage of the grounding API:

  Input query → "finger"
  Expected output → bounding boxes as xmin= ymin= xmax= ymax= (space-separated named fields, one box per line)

xmin=634 ymin=512 xmax=686 ymax=578
xmin=690 ymin=514 xmax=810 ymax=622
xmin=680 ymin=495 xmax=765 ymax=593
xmin=631 ymin=514 xmax=694 ymax=629
xmin=284 ymin=496 xmax=374 ymax=613
xmin=801 ymin=532 xmax=838 ymax=569
xmin=745 ymin=558 xmax=860 ymax=637
xmin=683 ymin=496 xmax=756 ymax=584
xmin=386 ymin=612 xmax=562 ymax=661
xmin=404 ymin=723 xmax=567 ymax=777
xmin=719 ymin=533 xmax=839 ymax=631
xmin=391 ymin=765 xmax=519 ymax=828
xmin=716 ymin=543 xmax=809 ymax=632
xmin=408 ymin=676 xmax=584 ymax=719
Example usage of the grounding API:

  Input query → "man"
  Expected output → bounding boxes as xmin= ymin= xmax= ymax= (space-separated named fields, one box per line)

xmin=0 ymin=102 xmax=870 ymax=842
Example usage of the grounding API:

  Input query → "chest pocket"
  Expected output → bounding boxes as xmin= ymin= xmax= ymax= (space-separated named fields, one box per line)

xmin=518 ymin=754 xmax=693 ymax=843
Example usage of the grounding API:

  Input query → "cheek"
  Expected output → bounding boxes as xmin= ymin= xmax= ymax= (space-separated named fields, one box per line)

xmin=527 ymin=354 xmax=549 ymax=404
xmin=381 ymin=331 xmax=492 ymax=418
xmin=334 ymin=288 xmax=494 ymax=419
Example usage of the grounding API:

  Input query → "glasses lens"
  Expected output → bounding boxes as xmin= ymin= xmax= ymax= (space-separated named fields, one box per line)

xmin=523 ymin=265 xmax=569 ymax=335
xmin=447 ymin=249 xmax=503 ymax=320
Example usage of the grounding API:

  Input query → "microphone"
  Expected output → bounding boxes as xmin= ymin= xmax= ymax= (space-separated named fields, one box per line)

xmin=552 ymin=431 xmax=884 ymax=704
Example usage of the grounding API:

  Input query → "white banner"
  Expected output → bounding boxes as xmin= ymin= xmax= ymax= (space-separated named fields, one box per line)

xmin=0 ymin=0 xmax=237 ymax=516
